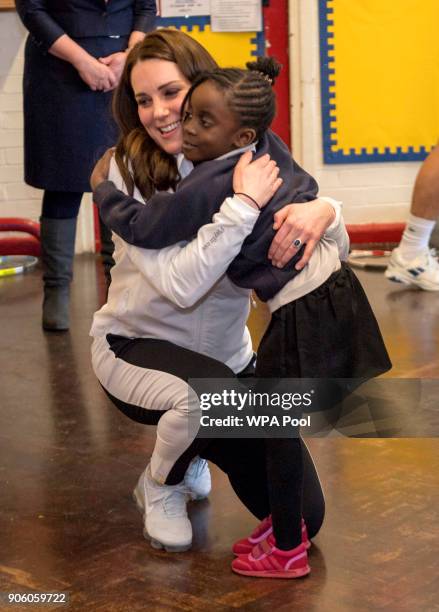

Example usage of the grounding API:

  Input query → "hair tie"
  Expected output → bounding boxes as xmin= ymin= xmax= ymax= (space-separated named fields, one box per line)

xmin=258 ymin=72 xmax=273 ymax=84
xmin=234 ymin=192 xmax=262 ymax=210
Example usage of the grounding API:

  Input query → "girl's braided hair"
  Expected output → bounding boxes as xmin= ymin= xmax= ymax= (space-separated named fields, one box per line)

xmin=184 ymin=56 xmax=282 ymax=140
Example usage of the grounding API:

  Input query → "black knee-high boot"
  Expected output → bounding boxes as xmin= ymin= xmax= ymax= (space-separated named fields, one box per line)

xmin=40 ymin=216 xmax=77 ymax=331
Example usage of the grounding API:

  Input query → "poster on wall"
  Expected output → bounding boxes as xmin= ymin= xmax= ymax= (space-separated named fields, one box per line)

xmin=210 ymin=0 xmax=262 ymax=32
xmin=319 ymin=0 xmax=439 ymax=164
xmin=160 ymin=0 xmax=210 ymax=17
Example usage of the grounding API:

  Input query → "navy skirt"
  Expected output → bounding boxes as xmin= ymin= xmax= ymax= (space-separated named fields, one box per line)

xmin=23 ymin=35 xmax=128 ymax=192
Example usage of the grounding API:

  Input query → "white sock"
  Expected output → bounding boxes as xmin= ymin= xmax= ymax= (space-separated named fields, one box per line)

xmin=398 ymin=214 xmax=436 ymax=259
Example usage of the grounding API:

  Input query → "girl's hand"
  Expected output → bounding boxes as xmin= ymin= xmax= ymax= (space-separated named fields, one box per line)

xmin=233 ymin=152 xmax=282 ymax=210
xmin=90 ymin=148 xmax=115 ymax=191
xmin=76 ymin=55 xmax=117 ymax=92
xmin=268 ymin=198 xmax=336 ymax=269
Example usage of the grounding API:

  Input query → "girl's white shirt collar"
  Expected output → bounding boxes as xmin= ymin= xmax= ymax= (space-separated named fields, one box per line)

xmin=176 ymin=142 xmax=257 ymax=180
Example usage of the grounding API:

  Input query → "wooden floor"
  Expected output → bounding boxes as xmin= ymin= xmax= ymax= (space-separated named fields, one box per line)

xmin=1 ymin=255 xmax=439 ymax=611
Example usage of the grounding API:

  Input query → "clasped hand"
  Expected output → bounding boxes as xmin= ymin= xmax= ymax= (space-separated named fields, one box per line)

xmin=77 ymin=51 xmax=127 ymax=92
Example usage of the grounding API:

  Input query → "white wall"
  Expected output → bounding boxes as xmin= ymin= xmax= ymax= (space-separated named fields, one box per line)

xmin=289 ymin=0 xmax=419 ymax=224
xmin=0 ymin=12 xmax=94 ymax=253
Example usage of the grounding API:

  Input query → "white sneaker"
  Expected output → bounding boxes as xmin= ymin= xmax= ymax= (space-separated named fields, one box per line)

xmin=133 ymin=466 xmax=192 ymax=552
xmin=184 ymin=457 xmax=211 ymax=501
xmin=385 ymin=247 xmax=439 ymax=291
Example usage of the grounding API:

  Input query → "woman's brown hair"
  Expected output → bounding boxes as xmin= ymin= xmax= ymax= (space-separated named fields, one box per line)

xmin=113 ymin=29 xmax=218 ymax=199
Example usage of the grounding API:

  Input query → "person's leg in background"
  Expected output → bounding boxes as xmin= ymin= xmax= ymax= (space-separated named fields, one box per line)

xmin=386 ymin=144 xmax=439 ymax=291
xmin=40 ymin=191 xmax=82 ymax=331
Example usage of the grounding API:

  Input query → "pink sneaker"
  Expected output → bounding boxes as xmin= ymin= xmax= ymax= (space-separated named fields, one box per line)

xmin=232 ymin=535 xmax=310 ymax=579
xmin=232 ymin=517 xmax=310 ymax=555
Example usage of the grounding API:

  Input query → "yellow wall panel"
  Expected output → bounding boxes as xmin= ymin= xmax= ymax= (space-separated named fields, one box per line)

xmin=319 ymin=0 xmax=439 ymax=162
xmin=178 ymin=25 xmax=258 ymax=68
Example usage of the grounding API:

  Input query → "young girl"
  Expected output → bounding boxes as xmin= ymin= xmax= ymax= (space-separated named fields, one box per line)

xmin=97 ymin=57 xmax=391 ymax=578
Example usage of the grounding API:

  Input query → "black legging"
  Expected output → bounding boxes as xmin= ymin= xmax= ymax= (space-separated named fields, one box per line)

xmin=202 ymin=436 xmax=324 ymax=540
xmin=101 ymin=334 xmax=325 ymax=540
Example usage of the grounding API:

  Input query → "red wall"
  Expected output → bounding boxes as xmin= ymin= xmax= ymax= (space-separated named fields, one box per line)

xmin=264 ymin=0 xmax=291 ymax=148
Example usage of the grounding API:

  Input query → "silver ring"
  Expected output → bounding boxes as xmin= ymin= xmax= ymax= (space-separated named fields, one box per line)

xmin=292 ymin=238 xmax=302 ymax=248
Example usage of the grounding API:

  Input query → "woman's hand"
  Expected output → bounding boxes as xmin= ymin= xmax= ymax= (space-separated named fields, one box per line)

xmin=98 ymin=52 xmax=127 ymax=88
xmin=233 ymin=152 xmax=282 ymax=210
xmin=269 ymin=198 xmax=336 ymax=269
xmin=76 ymin=55 xmax=117 ymax=92
xmin=48 ymin=34 xmax=117 ymax=92
xmin=90 ymin=148 xmax=115 ymax=191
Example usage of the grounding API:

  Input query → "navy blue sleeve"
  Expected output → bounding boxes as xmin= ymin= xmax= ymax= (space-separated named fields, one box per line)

xmin=133 ymin=0 xmax=157 ymax=32
xmin=226 ymin=150 xmax=319 ymax=301
xmin=228 ymin=156 xmax=319 ymax=269
xmin=287 ymin=158 xmax=319 ymax=203
xmin=16 ymin=0 xmax=65 ymax=52
xmin=94 ymin=170 xmax=232 ymax=248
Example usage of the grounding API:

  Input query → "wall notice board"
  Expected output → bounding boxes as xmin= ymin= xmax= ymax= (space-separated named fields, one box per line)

xmin=157 ymin=0 xmax=291 ymax=146
xmin=319 ymin=0 xmax=439 ymax=164
xmin=157 ymin=15 xmax=264 ymax=69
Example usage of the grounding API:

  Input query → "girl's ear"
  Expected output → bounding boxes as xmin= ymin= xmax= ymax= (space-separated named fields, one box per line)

xmin=233 ymin=128 xmax=257 ymax=148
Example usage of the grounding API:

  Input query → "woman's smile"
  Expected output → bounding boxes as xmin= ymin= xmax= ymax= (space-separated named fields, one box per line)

xmin=131 ymin=59 xmax=191 ymax=155
xmin=158 ymin=120 xmax=181 ymax=137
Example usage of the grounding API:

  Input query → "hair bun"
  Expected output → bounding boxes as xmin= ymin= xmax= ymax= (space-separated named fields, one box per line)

xmin=246 ymin=56 xmax=282 ymax=85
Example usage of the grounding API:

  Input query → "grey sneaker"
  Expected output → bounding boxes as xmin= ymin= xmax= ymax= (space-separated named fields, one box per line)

xmin=385 ymin=248 xmax=439 ymax=291
xmin=184 ymin=457 xmax=211 ymax=501
xmin=133 ymin=466 xmax=192 ymax=552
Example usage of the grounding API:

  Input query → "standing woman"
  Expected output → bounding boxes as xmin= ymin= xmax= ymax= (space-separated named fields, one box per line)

xmin=15 ymin=0 xmax=156 ymax=331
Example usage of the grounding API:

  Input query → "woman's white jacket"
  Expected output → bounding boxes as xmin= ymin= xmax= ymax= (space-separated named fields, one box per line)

xmin=90 ymin=156 xmax=260 ymax=373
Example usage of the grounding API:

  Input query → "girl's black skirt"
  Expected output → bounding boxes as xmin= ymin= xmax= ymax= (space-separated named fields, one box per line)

xmin=256 ymin=263 xmax=392 ymax=384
